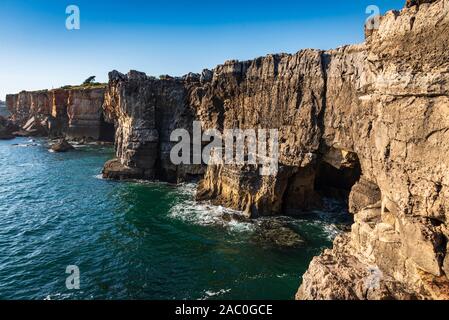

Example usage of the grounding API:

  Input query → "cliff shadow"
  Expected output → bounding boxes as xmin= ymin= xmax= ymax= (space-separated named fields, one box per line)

xmin=99 ymin=113 xmax=115 ymax=142
xmin=314 ymin=150 xmax=362 ymax=204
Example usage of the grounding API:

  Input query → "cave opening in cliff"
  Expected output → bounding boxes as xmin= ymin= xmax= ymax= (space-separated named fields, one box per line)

xmin=98 ymin=114 xmax=115 ymax=142
xmin=314 ymin=150 xmax=362 ymax=202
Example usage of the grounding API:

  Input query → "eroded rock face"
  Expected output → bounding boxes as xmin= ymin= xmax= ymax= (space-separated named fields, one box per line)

xmin=66 ymin=88 xmax=106 ymax=140
xmin=102 ymin=70 xmax=204 ymax=182
xmin=297 ymin=235 xmax=421 ymax=300
xmin=191 ymin=51 xmax=326 ymax=216
xmin=102 ymin=0 xmax=449 ymax=299
xmin=298 ymin=0 xmax=449 ymax=300
xmin=104 ymin=51 xmax=327 ymax=214
xmin=6 ymin=87 xmax=107 ymax=140
xmin=6 ymin=91 xmax=52 ymax=126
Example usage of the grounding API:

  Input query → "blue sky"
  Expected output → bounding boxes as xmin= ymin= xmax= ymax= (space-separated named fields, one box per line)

xmin=0 ymin=0 xmax=405 ymax=99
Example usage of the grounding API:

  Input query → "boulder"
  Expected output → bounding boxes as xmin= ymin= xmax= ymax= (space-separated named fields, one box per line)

xmin=221 ymin=212 xmax=249 ymax=223
xmin=252 ymin=219 xmax=306 ymax=248
xmin=50 ymin=139 xmax=75 ymax=152
xmin=102 ymin=158 xmax=145 ymax=180
xmin=349 ymin=178 xmax=381 ymax=214
xmin=0 ymin=116 xmax=18 ymax=140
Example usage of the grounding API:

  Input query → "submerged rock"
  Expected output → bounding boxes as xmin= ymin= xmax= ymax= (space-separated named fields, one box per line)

xmin=221 ymin=212 xmax=249 ymax=224
xmin=252 ymin=219 xmax=306 ymax=248
xmin=50 ymin=139 xmax=75 ymax=152
xmin=102 ymin=158 xmax=145 ymax=180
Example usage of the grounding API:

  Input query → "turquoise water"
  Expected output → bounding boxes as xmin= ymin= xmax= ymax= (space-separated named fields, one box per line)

xmin=0 ymin=137 xmax=350 ymax=300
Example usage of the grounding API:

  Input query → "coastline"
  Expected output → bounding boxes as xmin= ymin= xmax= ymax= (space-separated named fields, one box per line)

xmin=2 ymin=0 xmax=449 ymax=300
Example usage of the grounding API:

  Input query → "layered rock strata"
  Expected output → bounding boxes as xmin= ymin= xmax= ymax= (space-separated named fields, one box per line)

xmin=6 ymin=87 xmax=109 ymax=140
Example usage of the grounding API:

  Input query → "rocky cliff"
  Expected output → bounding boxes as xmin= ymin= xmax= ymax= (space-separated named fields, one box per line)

xmin=4 ymin=0 xmax=447 ymax=300
xmin=102 ymin=70 xmax=204 ymax=181
xmin=101 ymin=0 xmax=449 ymax=299
xmin=297 ymin=0 xmax=449 ymax=300
xmin=6 ymin=86 xmax=111 ymax=140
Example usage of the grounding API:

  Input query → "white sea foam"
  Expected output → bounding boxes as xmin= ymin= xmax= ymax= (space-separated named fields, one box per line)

xmin=44 ymin=292 xmax=77 ymax=300
xmin=200 ymin=289 xmax=231 ymax=300
xmin=176 ymin=182 xmax=198 ymax=196
xmin=169 ymin=184 xmax=254 ymax=233
xmin=322 ymin=223 xmax=342 ymax=240
xmin=169 ymin=185 xmax=349 ymax=238
xmin=72 ymin=144 xmax=87 ymax=149
xmin=13 ymin=143 xmax=40 ymax=148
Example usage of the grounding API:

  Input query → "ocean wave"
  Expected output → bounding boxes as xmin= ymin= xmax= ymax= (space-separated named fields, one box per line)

xmin=200 ymin=289 xmax=231 ymax=300
xmin=169 ymin=186 xmax=350 ymax=238
xmin=169 ymin=200 xmax=254 ymax=233
xmin=169 ymin=184 xmax=254 ymax=232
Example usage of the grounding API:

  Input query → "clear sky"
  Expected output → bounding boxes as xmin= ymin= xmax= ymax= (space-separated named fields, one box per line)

xmin=0 ymin=0 xmax=405 ymax=100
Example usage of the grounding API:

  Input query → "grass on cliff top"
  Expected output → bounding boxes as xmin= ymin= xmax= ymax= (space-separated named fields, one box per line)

xmin=60 ymin=82 xmax=107 ymax=90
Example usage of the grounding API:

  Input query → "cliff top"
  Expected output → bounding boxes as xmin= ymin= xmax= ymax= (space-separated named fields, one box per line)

xmin=60 ymin=82 xmax=107 ymax=91
xmin=6 ymin=83 xmax=107 ymax=97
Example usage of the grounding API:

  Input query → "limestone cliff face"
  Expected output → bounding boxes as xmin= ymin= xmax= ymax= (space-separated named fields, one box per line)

xmin=6 ymin=87 xmax=108 ymax=140
xmin=298 ymin=0 xmax=449 ymax=300
xmin=103 ymin=52 xmax=326 ymax=216
xmin=102 ymin=0 xmax=449 ymax=299
xmin=6 ymin=90 xmax=52 ymax=126
xmin=102 ymin=70 xmax=204 ymax=181
xmin=192 ymin=51 xmax=326 ymax=217
xmin=66 ymin=88 xmax=107 ymax=140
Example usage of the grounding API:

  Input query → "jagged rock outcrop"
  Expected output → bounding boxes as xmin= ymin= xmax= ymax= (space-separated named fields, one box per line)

xmin=298 ymin=0 xmax=449 ymax=300
xmin=103 ymin=52 xmax=326 ymax=215
xmin=6 ymin=87 xmax=110 ymax=141
xmin=192 ymin=52 xmax=326 ymax=217
xmin=101 ymin=0 xmax=449 ymax=299
xmin=102 ymin=70 xmax=204 ymax=182
xmin=14 ymin=116 xmax=49 ymax=137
